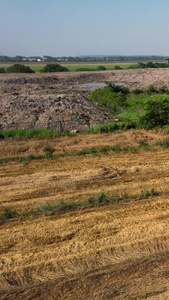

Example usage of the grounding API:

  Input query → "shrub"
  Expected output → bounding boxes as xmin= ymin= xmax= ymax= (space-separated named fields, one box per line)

xmin=146 ymin=84 xmax=158 ymax=94
xmin=6 ymin=64 xmax=35 ymax=73
xmin=114 ymin=65 xmax=122 ymax=70
xmin=40 ymin=63 xmax=69 ymax=72
xmin=0 ymin=67 xmax=5 ymax=73
xmin=105 ymin=82 xmax=129 ymax=95
xmin=90 ymin=85 xmax=128 ymax=114
xmin=132 ymin=88 xmax=144 ymax=95
xmin=97 ymin=66 xmax=106 ymax=71
xmin=159 ymin=86 xmax=169 ymax=93
xmin=139 ymin=96 xmax=169 ymax=128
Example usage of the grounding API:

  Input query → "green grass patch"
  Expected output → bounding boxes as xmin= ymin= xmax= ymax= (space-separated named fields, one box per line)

xmin=0 ymin=129 xmax=75 ymax=139
xmin=0 ymin=63 xmax=132 ymax=72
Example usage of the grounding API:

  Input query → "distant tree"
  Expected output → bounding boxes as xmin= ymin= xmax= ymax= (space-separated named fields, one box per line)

xmin=0 ymin=67 xmax=5 ymax=73
xmin=146 ymin=61 xmax=155 ymax=68
xmin=40 ymin=63 xmax=69 ymax=72
xmin=97 ymin=66 xmax=106 ymax=71
xmin=6 ymin=64 xmax=35 ymax=73
xmin=114 ymin=65 xmax=122 ymax=70
xmin=105 ymin=82 xmax=129 ymax=95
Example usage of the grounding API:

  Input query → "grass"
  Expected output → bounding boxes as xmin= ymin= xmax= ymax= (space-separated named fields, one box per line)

xmin=0 ymin=128 xmax=74 ymax=139
xmin=0 ymin=62 xmax=132 ymax=72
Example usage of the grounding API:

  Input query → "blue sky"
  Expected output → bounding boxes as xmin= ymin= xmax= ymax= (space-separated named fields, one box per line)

xmin=1 ymin=0 xmax=169 ymax=57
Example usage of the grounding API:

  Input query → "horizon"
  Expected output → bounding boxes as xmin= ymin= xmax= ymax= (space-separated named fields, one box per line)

xmin=1 ymin=54 xmax=168 ymax=58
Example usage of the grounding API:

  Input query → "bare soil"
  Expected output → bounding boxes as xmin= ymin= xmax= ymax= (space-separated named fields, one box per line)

xmin=1 ymin=68 xmax=169 ymax=131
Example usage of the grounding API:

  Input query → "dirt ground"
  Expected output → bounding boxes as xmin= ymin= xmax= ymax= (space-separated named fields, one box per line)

xmin=1 ymin=68 xmax=169 ymax=131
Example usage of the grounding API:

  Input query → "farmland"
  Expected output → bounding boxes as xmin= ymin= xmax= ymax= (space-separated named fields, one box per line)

xmin=0 ymin=68 xmax=169 ymax=299
xmin=0 ymin=62 xmax=133 ymax=72
xmin=0 ymin=130 xmax=169 ymax=299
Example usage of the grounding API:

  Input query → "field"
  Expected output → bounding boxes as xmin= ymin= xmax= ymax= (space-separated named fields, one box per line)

xmin=0 ymin=62 xmax=133 ymax=72
xmin=0 ymin=130 xmax=169 ymax=299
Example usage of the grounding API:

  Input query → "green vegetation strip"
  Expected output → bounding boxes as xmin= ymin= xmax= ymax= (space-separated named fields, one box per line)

xmin=0 ymin=189 xmax=159 ymax=223
xmin=0 ymin=129 xmax=74 ymax=139
xmin=1 ymin=61 xmax=169 ymax=73
xmin=1 ymin=138 xmax=169 ymax=165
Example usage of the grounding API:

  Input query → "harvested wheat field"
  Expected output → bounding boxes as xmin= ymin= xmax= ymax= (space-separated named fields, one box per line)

xmin=0 ymin=131 xmax=169 ymax=300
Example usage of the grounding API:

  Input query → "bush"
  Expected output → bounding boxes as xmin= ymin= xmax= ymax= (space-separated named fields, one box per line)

xmin=90 ymin=85 xmax=128 ymax=114
xmin=97 ymin=66 xmax=106 ymax=71
xmin=0 ymin=67 xmax=5 ymax=73
xmin=40 ymin=63 xmax=69 ymax=72
xmin=146 ymin=84 xmax=158 ymax=94
xmin=132 ymin=88 xmax=144 ymax=95
xmin=6 ymin=64 xmax=35 ymax=73
xmin=114 ymin=65 xmax=122 ymax=70
xmin=139 ymin=96 xmax=169 ymax=128
xmin=105 ymin=82 xmax=129 ymax=95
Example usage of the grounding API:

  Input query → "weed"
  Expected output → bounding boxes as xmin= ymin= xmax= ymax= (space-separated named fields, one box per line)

xmin=150 ymin=188 xmax=159 ymax=196
xmin=0 ymin=208 xmax=19 ymax=222
xmin=98 ymin=147 xmax=109 ymax=154
xmin=110 ymin=193 xmax=120 ymax=203
xmin=154 ymin=138 xmax=169 ymax=148
xmin=0 ymin=188 xmax=160 ymax=223
xmin=38 ymin=201 xmax=57 ymax=213
xmin=138 ymin=140 xmax=149 ymax=149
xmin=83 ymin=196 xmax=95 ymax=206
xmin=96 ymin=192 xmax=108 ymax=205
xmin=57 ymin=200 xmax=78 ymax=212
xmin=138 ymin=189 xmax=155 ymax=199
xmin=43 ymin=145 xmax=55 ymax=158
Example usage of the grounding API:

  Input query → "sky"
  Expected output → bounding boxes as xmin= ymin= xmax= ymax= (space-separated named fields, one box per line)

xmin=1 ymin=0 xmax=169 ymax=57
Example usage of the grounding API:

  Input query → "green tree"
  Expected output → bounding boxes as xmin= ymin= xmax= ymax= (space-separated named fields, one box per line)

xmin=140 ymin=96 xmax=169 ymax=128
xmin=0 ymin=67 xmax=5 ymax=73
xmin=97 ymin=66 xmax=106 ymax=71
xmin=6 ymin=64 xmax=35 ymax=73
xmin=40 ymin=63 xmax=69 ymax=72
